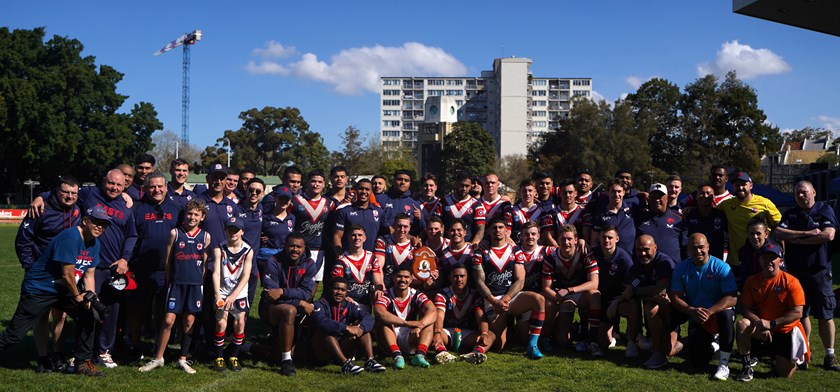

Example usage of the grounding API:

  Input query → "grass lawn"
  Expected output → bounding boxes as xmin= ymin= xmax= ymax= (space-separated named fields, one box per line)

xmin=0 ymin=224 xmax=838 ymax=391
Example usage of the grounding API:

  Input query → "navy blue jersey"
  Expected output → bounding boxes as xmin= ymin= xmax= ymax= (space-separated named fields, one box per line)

xmin=170 ymin=227 xmax=208 ymax=285
xmin=377 ymin=189 xmax=422 ymax=232
xmin=291 ymin=193 xmax=335 ymax=249
xmin=375 ymin=288 xmax=431 ymax=321
xmin=515 ymin=245 xmax=555 ymax=293
xmin=481 ymin=196 xmax=512 ymax=227
xmin=331 ymin=251 xmax=380 ymax=307
xmin=261 ymin=212 xmax=295 ymax=249
xmin=510 ymin=203 xmax=543 ymax=245
xmin=259 ymin=251 xmax=316 ymax=307
xmin=196 ymin=191 xmax=237 ymax=253
xmin=779 ymin=201 xmax=838 ymax=272
xmin=334 ymin=203 xmax=387 ymax=251
xmin=542 ymin=249 xmax=598 ymax=290
xmin=434 ymin=287 xmax=481 ymax=330
xmin=626 ymin=252 xmax=675 ymax=290
xmin=132 ymin=198 xmax=181 ymax=273
xmin=166 ymin=183 xmax=196 ymax=211
xmin=23 ymin=227 xmax=100 ymax=295
xmin=375 ymin=235 xmax=414 ymax=288
xmin=540 ymin=204 xmax=585 ymax=239
xmin=312 ymin=298 xmax=375 ymax=337
xmin=590 ymin=247 xmax=633 ymax=300
xmin=126 ymin=182 xmax=144 ymax=202
xmin=685 ymin=209 xmax=728 ymax=259
xmin=589 ymin=202 xmax=637 ymax=256
xmin=77 ymin=186 xmax=137 ymax=268
xmin=16 ymin=190 xmax=81 ymax=270
xmin=472 ymin=244 xmax=519 ymax=297
xmin=260 ymin=184 xmax=299 ymax=211
xmin=440 ymin=194 xmax=486 ymax=243
xmin=635 ymin=209 xmax=687 ymax=263
xmin=236 ymin=202 xmax=263 ymax=251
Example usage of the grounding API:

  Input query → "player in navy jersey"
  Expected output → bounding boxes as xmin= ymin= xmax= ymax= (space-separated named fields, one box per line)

xmin=685 ymin=184 xmax=728 ymax=260
xmin=665 ymin=175 xmax=685 ymax=215
xmin=541 ymin=224 xmax=599 ymax=350
xmin=377 ymin=170 xmax=422 ymax=233
xmin=514 ymin=221 xmax=555 ymax=349
xmin=210 ymin=216 xmax=253 ymax=372
xmin=291 ymin=170 xmax=335 ymax=293
xmin=424 ymin=219 xmax=472 ymax=292
xmin=376 ymin=213 xmax=416 ymax=288
xmin=473 ymin=218 xmax=546 ymax=359
xmin=533 ymin=172 xmax=558 ymax=221
xmin=542 ymin=180 xmax=585 ymax=247
xmin=1 ymin=206 xmax=110 ymax=377
xmin=586 ymin=227 xmax=634 ymax=357
xmin=167 ymin=159 xmax=196 ymax=210
xmin=480 ymin=173 xmax=512 ymax=240
xmin=127 ymin=172 xmax=181 ymax=360
xmin=311 ymin=278 xmax=386 ymax=374
xmin=511 ymin=179 xmax=542 ymax=244
xmin=417 ymin=173 xmax=442 ymax=222
xmin=262 ymin=166 xmax=303 ymax=210
xmin=126 ymin=154 xmax=155 ymax=202
xmin=440 ymin=172 xmax=486 ymax=244
xmin=331 ymin=225 xmax=384 ymax=310
xmin=139 ymin=200 xmax=210 ymax=374
xmin=333 ymin=179 xmax=387 ymax=254
xmin=374 ymin=264 xmax=437 ymax=369
xmin=326 ymin=165 xmax=351 ymax=209
xmin=431 ymin=264 xmax=495 ymax=365
xmin=258 ymin=233 xmax=316 ymax=376
xmin=587 ymin=179 xmax=637 ymax=255
xmin=635 ymin=183 xmax=687 ymax=263
xmin=15 ymin=176 xmax=81 ymax=371
xmin=422 ymin=216 xmax=450 ymax=258
xmin=575 ymin=171 xmax=595 ymax=208
xmin=621 ymin=235 xmax=678 ymax=369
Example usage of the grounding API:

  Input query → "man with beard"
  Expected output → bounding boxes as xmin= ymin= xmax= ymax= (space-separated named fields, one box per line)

xmin=716 ymin=172 xmax=781 ymax=269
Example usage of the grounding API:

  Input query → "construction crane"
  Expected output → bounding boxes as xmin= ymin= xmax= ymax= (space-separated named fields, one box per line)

xmin=154 ymin=30 xmax=202 ymax=145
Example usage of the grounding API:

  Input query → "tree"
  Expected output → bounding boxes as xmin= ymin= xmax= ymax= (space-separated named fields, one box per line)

xmin=440 ymin=122 xmax=496 ymax=192
xmin=0 ymin=27 xmax=161 ymax=199
xmin=331 ymin=126 xmax=365 ymax=174
xmin=495 ymin=154 xmax=531 ymax=193
xmin=199 ymin=106 xmax=329 ymax=176
xmin=626 ymin=78 xmax=681 ymax=170
xmin=149 ymin=130 xmax=202 ymax=173
xmin=784 ymin=126 xmax=833 ymax=142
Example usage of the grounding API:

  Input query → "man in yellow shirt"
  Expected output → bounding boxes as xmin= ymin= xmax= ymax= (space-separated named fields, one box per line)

xmin=715 ymin=171 xmax=781 ymax=276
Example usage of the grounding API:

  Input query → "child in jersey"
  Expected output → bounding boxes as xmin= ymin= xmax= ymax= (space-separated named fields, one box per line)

xmin=139 ymin=200 xmax=210 ymax=374
xmin=211 ymin=216 xmax=253 ymax=372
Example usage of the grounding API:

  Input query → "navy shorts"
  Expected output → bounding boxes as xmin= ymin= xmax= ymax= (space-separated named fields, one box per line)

xmin=166 ymin=284 xmax=203 ymax=314
xmin=797 ymin=268 xmax=836 ymax=320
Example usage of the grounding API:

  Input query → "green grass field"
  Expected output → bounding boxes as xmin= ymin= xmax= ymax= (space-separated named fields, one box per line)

xmin=0 ymin=224 xmax=838 ymax=391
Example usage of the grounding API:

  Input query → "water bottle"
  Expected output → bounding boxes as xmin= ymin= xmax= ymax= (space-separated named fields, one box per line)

xmin=453 ymin=328 xmax=462 ymax=352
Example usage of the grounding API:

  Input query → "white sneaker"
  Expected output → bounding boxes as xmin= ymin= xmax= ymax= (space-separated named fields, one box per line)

xmin=435 ymin=351 xmax=458 ymax=364
xmin=609 ymin=337 xmax=617 ymax=348
xmin=589 ymin=342 xmax=603 ymax=357
xmin=177 ymin=359 xmax=197 ymax=374
xmin=138 ymin=358 xmax=164 ymax=372
xmin=98 ymin=351 xmax=118 ymax=369
xmin=625 ymin=342 xmax=639 ymax=358
xmin=712 ymin=364 xmax=729 ymax=381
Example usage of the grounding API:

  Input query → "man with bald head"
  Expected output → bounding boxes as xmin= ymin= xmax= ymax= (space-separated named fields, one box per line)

xmin=775 ymin=180 xmax=839 ymax=371
xmin=670 ymin=233 xmax=737 ymax=380
xmin=621 ymin=235 xmax=677 ymax=368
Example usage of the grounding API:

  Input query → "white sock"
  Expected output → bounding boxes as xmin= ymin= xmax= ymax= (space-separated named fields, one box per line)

xmin=827 ymin=348 xmax=835 ymax=356
xmin=281 ymin=351 xmax=292 ymax=361
xmin=719 ymin=351 xmax=731 ymax=366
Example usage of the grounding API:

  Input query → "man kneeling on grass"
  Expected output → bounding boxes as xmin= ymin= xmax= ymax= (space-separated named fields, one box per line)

xmin=311 ymin=277 xmax=386 ymax=374
xmin=375 ymin=263 xmax=436 ymax=369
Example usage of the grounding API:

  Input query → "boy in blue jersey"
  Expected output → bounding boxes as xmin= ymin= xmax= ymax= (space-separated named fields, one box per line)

xmin=139 ymin=200 xmax=211 ymax=374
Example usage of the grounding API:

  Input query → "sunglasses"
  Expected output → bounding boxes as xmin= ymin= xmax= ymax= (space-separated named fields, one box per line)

xmin=248 ymin=188 xmax=263 ymax=195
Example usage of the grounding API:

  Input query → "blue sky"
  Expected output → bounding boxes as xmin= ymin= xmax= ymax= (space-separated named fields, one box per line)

xmin=5 ymin=1 xmax=840 ymax=153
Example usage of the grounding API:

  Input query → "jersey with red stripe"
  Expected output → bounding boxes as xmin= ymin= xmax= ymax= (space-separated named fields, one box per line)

xmin=419 ymin=196 xmax=442 ymax=217
xmin=511 ymin=203 xmax=542 ymax=244
xmin=542 ymin=249 xmax=598 ymax=290
xmin=576 ymin=191 xmax=594 ymax=208
xmin=291 ymin=193 xmax=335 ymax=249
xmin=472 ymin=243 xmax=520 ymax=296
xmin=441 ymin=194 xmax=486 ymax=242
xmin=332 ymin=250 xmax=380 ymax=306
xmin=685 ymin=190 xmax=734 ymax=208
xmin=480 ymin=195 xmax=512 ymax=226
xmin=218 ymin=240 xmax=252 ymax=299
xmin=375 ymin=235 xmax=415 ymax=288
xmin=540 ymin=204 xmax=585 ymax=235
xmin=375 ymin=287 xmax=430 ymax=321
xmin=434 ymin=286 xmax=481 ymax=330
xmin=515 ymin=245 xmax=556 ymax=293
xmin=424 ymin=237 xmax=451 ymax=259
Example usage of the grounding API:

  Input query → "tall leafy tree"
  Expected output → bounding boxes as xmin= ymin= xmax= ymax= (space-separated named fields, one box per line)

xmin=0 ymin=27 xmax=161 ymax=199
xmin=440 ymin=122 xmax=496 ymax=192
xmin=626 ymin=78 xmax=681 ymax=170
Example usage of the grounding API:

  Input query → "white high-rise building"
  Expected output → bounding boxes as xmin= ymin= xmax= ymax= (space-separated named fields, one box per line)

xmin=379 ymin=57 xmax=592 ymax=157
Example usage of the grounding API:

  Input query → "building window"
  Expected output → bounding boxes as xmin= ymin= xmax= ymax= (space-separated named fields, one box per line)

xmin=428 ymin=79 xmax=445 ymax=86
xmin=532 ymin=90 xmax=546 ymax=96
xmin=532 ymin=100 xmax=547 ymax=106
xmin=428 ymin=90 xmax=444 ymax=96
xmin=532 ymin=111 xmax=547 ymax=117
xmin=383 ymin=110 xmax=401 ymax=116
xmin=446 ymin=79 xmax=464 ymax=86
xmin=534 ymin=121 xmax=547 ymax=128
xmin=383 ymin=89 xmax=400 ymax=96
xmin=573 ymin=79 xmax=591 ymax=86
xmin=532 ymin=79 xmax=547 ymax=86
xmin=445 ymin=90 xmax=464 ymax=96
xmin=573 ymin=90 xmax=591 ymax=97
xmin=383 ymin=120 xmax=400 ymax=127
xmin=383 ymin=131 xmax=400 ymax=137
xmin=383 ymin=79 xmax=401 ymax=86
xmin=383 ymin=100 xmax=400 ymax=106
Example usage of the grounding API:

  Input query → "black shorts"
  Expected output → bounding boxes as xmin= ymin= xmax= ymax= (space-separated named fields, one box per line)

xmin=795 ymin=268 xmax=836 ymax=320
xmin=166 ymin=284 xmax=203 ymax=314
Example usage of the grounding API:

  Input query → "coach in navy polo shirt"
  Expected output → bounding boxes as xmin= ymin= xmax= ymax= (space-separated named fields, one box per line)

xmin=588 ymin=179 xmax=638 ymax=255
xmin=685 ymin=184 xmax=727 ymax=259
xmin=333 ymin=179 xmax=387 ymax=253
xmin=635 ymin=183 xmax=686 ymax=263
xmin=126 ymin=154 xmax=156 ymax=202
xmin=166 ymin=158 xmax=196 ymax=210
xmin=197 ymin=164 xmax=237 ymax=252
xmin=238 ymin=177 xmax=265 ymax=305
xmin=375 ymin=170 xmax=422 ymax=233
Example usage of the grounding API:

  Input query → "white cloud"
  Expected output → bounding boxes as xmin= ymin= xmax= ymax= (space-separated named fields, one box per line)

xmin=697 ymin=40 xmax=791 ymax=79
xmin=252 ymin=40 xmax=296 ymax=59
xmin=245 ymin=42 xmax=467 ymax=95
xmin=591 ymin=90 xmax=607 ymax=103
xmin=817 ymin=115 xmax=840 ymax=131
xmin=624 ymin=75 xmax=658 ymax=89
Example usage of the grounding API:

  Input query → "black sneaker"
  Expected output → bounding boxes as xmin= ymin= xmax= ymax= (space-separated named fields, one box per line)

xmin=732 ymin=366 xmax=753 ymax=382
xmin=280 ymin=359 xmax=296 ymax=376
xmin=36 ymin=356 xmax=53 ymax=373
xmin=364 ymin=358 xmax=386 ymax=373
xmin=341 ymin=359 xmax=364 ymax=375
xmin=824 ymin=355 xmax=840 ymax=372
xmin=49 ymin=353 xmax=68 ymax=373
xmin=76 ymin=360 xmax=104 ymax=377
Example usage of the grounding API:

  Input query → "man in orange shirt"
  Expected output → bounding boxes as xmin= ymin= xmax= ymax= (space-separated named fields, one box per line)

xmin=734 ymin=243 xmax=808 ymax=381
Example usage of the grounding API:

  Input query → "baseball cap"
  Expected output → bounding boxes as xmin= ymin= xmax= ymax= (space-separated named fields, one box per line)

xmin=225 ymin=215 xmax=244 ymax=231
xmin=109 ymin=272 xmax=137 ymax=291
xmin=207 ymin=163 xmax=228 ymax=177
xmin=274 ymin=186 xmax=293 ymax=200
xmin=86 ymin=205 xmax=113 ymax=224
xmin=731 ymin=171 xmax=752 ymax=183
xmin=758 ymin=242 xmax=783 ymax=259
xmin=648 ymin=183 xmax=667 ymax=196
